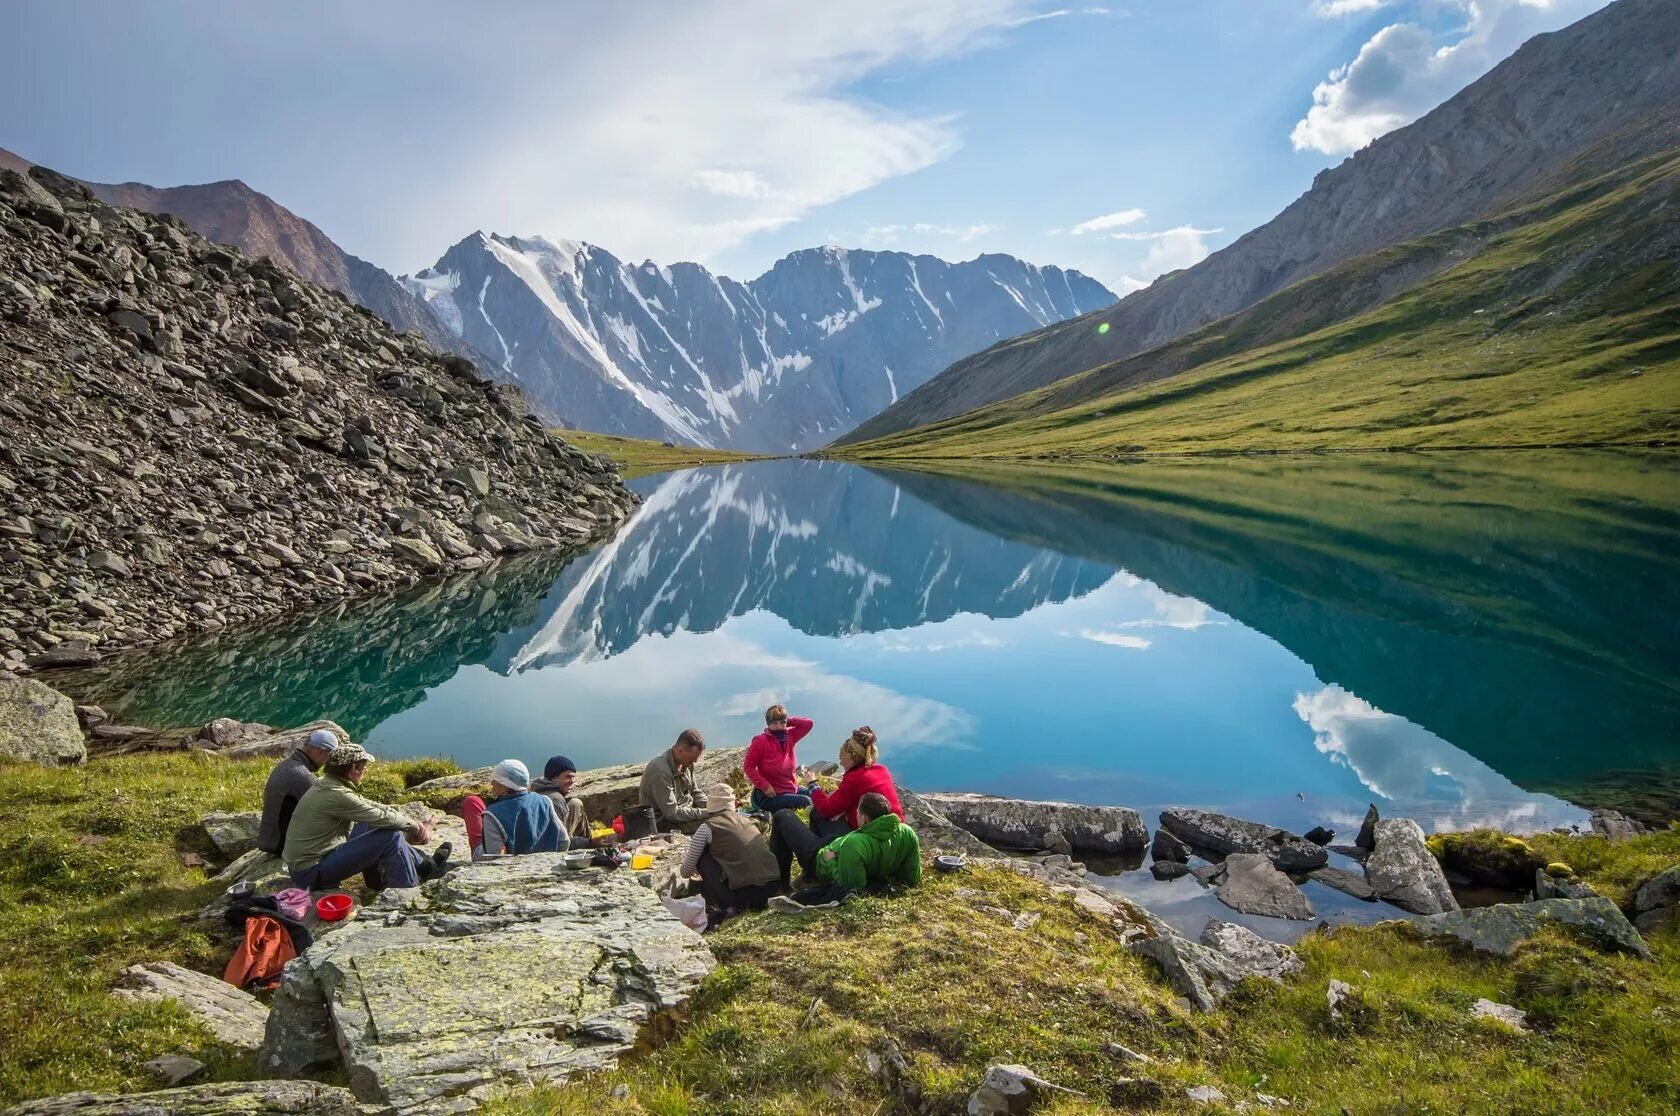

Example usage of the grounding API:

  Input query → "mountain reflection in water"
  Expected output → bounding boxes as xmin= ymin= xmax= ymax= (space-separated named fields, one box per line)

xmin=60 ymin=452 xmax=1680 ymax=832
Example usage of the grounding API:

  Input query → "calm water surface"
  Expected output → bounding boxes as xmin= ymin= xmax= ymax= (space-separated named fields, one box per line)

xmin=67 ymin=453 xmax=1680 ymax=908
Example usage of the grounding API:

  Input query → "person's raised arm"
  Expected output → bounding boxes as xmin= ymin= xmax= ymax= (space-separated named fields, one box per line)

xmin=786 ymin=716 xmax=814 ymax=746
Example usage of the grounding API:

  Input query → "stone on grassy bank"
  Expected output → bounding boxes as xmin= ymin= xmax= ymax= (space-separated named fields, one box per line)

xmin=0 ymin=673 xmax=85 ymax=767
xmin=1158 ymin=808 xmax=1327 ymax=872
xmin=1365 ymin=818 xmax=1458 ymax=914
xmin=1128 ymin=918 xmax=1303 ymax=1012
xmin=259 ymin=851 xmax=714 ymax=1110
xmin=111 ymin=961 xmax=270 ymax=1050
xmin=1414 ymin=896 xmax=1650 ymax=959
xmin=919 ymin=792 xmax=1147 ymax=855
xmin=2 ymin=1080 xmax=361 ymax=1114
xmin=201 ymin=811 xmax=261 ymax=859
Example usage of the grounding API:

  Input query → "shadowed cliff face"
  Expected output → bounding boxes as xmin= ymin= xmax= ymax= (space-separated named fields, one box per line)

xmin=878 ymin=452 xmax=1680 ymax=812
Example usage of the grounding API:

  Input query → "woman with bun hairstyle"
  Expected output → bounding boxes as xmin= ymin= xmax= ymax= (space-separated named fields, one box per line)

xmin=807 ymin=727 xmax=902 ymax=837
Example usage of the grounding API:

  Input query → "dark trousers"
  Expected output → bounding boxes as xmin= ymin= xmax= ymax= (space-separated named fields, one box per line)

xmin=751 ymin=789 xmax=813 ymax=814
xmin=695 ymin=852 xmax=779 ymax=914
xmin=292 ymin=823 xmax=425 ymax=891
xmin=770 ymin=808 xmax=831 ymax=887
xmin=811 ymin=812 xmax=853 ymax=841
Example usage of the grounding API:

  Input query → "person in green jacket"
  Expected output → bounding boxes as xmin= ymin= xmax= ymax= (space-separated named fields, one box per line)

xmin=769 ymin=792 xmax=920 ymax=912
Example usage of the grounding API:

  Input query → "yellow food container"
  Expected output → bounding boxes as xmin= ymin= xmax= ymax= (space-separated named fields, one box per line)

xmin=631 ymin=851 xmax=656 ymax=871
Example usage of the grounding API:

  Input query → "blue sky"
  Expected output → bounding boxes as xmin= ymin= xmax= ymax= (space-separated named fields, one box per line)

xmin=0 ymin=0 xmax=1609 ymax=292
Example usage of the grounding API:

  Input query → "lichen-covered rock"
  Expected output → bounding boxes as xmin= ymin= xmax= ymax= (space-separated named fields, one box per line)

xmin=1413 ymin=897 xmax=1651 ymax=959
xmin=111 ymin=961 xmax=269 ymax=1050
xmin=1198 ymin=920 xmax=1304 ymax=983
xmin=1214 ymin=853 xmax=1315 ymax=920
xmin=259 ymin=851 xmax=714 ymax=1110
xmin=896 ymin=788 xmax=995 ymax=859
xmin=919 ymin=792 xmax=1147 ymax=855
xmin=1129 ymin=928 xmax=1244 ymax=1013
xmin=201 ymin=811 xmax=262 ymax=859
xmin=1588 ymin=808 xmax=1650 ymax=841
xmin=1534 ymin=867 xmax=1597 ymax=901
xmin=1365 ymin=818 xmax=1458 ymax=914
xmin=1158 ymin=808 xmax=1327 ymax=872
xmin=0 ymin=673 xmax=85 ymax=767
xmin=2 ymin=1080 xmax=361 ymax=1114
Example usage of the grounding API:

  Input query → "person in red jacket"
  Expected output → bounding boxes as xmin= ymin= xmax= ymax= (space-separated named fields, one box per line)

xmin=805 ymin=726 xmax=902 ymax=838
xmin=742 ymin=703 xmax=815 ymax=814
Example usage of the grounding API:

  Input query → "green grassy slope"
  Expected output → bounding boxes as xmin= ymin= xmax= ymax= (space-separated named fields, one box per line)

xmin=839 ymin=153 xmax=1680 ymax=460
xmin=553 ymin=429 xmax=769 ymax=479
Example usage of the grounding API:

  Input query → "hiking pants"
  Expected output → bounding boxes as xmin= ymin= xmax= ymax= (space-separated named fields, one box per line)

xmin=696 ymin=852 xmax=779 ymax=915
xmin=769 ymin=808 xmax=829 ymax=887
xmin=293 ymin=823 xmax=424 ymax=891
xmin=751 ymin=789 xmax=813 ymax=814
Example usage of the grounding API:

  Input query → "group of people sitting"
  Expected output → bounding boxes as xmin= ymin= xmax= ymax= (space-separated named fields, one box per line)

xmin=255 ymin=704 xmax=920 ymax=929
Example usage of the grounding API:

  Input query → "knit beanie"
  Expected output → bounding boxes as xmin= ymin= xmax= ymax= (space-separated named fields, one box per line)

xmin=543 ymin=755 xmax=577 ymax=780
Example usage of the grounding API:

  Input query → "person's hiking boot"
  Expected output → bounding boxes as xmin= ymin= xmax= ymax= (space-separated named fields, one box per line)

xmin=418 ymin=842 xmax=453 ymax=882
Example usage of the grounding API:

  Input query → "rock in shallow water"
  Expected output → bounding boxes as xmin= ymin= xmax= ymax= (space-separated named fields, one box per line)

xmin=1158 ymin=808 xmax=1327 ymax=872
xmin=919 ymin=792 xmax=1147 ymax=855
xmin=1365 ymin=818 xmax=1458 ymax=914
xmin=1215 ymin=853 xmax=1315 ymax=920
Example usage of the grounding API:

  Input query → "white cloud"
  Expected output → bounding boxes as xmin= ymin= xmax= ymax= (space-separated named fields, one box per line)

xmin=691 ymin=169 xmax=774 ymax=200
xmin=860 ymin=221 xmax=1000 ymax=246
xmin=1077 ymin=629 xmax=1152 ymax=649
xmin=1110 ymin=225 xmax=1222 ymax=288
xmin=1068 ymin=208 xmax=1147 ymax=235
xmin=1311 ymin=0 xmax=1393 ymax=16
xmin=1291 ymin=1 xmax=1611 ymax=155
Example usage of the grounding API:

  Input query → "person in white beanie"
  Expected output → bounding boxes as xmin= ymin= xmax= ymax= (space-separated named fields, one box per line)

xmin=675 ymin=783 xmax=783 ymax=928
xmin=475 ymin=758 xmax=563 ymax=859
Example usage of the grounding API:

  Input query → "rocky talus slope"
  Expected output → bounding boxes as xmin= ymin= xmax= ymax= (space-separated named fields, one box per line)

xmin=0 ymin=166 xmax=636 ymax=671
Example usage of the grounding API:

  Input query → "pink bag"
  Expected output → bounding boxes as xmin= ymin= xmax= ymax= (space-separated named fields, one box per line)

xmin=272 ymin=887 xmax=312 ymax=922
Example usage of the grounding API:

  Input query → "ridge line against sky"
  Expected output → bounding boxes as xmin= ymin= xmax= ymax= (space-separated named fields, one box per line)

xmin=0 ymin=0 xmax=1610 ymax=293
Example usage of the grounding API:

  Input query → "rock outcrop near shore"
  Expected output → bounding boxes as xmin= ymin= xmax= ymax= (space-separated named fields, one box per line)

xmin=0 ymin=166 xmax=636 ymax=670
xmin=917 ymin=792 xmax=1146 ymax=856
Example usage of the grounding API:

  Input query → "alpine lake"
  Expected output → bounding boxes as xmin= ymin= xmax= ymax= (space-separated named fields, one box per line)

xmin=55 ymin=450 xmax=1680 ymax=937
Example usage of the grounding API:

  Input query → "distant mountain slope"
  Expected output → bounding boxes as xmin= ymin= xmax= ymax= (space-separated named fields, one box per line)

xmin=0 ymin=145 xmax=483 ymax=363
xmin=839 ymin=0 xmax=1680 ymax=445
xmin=840 ymin=148 xmax=1680 ymax=458
xmin=404 ymin=237 xmax=1112 ymax=451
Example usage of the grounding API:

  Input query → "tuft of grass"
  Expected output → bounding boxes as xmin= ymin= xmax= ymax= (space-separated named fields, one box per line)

xmin=1428 ymin=829 xmax=1549 ymax=889
xmin=1527 ymin=825 xmax=1680 ymax=907
xmin=551 ymin=430 xmax=771 ymax=479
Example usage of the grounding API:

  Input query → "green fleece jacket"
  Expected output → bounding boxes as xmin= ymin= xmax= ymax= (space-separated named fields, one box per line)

xmin=815 ymin=813 xmax=923 ymax=891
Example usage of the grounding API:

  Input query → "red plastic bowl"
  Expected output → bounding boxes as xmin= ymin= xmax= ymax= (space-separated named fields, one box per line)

xmin=315 ymin=893 xmax=354 ymax=921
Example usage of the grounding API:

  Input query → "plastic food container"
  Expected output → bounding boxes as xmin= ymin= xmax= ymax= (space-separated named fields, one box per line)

xmin=561 ymin=850 xmax=594 ymax=870
xmin=315 ymin=893 xmax=354 ymax=921
xmin=631 ymin=851 xmax=655 ymax=871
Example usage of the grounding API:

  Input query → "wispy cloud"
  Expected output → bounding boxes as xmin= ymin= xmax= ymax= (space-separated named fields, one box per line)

xmin=1310 ymin=0 xmax=1392 ymax=16
xmin=1077 ymin=629 xmax=1152 ymax=649
xmin=860 ymin=221 xmax=1001 ymax=246
xmin=1068 ymin=208 xmax=1147 ymax=235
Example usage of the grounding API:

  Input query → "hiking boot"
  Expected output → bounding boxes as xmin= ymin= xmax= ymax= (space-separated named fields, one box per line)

xmin=417 ymin=842 xmax=453 ymax=881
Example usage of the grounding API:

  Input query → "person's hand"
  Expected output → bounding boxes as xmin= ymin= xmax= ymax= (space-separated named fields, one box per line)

xmin=407 ymin=821 xmax=433 ymax=845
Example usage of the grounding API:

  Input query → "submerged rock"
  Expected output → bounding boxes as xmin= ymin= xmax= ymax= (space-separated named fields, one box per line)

xmin=1365 ymin=818 xmax=1458 ymax=914
xmin=920 ymin=792 xmax=1147 ymax=855
xmin=1215 ymin=853 xmax=1315 ymax=920
xmin=0 ymin=673 xmax=85 ymax=767
xmin=2 ymin=1080 xmax=361 ymax=1114
xmin=258 ymin=851 xmax=714 ymax=1110
xmin=1413 ymin=897 xmax=1651 ymax=959
xmin=1307 ymin=865 xmax=1377 ymax=901
xmin=111 ymin=961 xmax=269 ymax=1050
xmin=1158 ymin=808 xmax=1327 ymax=872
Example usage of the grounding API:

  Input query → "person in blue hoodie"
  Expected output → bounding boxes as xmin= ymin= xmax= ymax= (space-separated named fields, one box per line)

xmin=474 ymin=759 xmax=563 ymax=859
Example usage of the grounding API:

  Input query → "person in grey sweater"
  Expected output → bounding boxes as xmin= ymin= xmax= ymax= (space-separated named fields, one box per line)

xmin=257 ymin=729 xmax=336 ymax=855
xmin=640 ymin=729 xmax=709 ymax=834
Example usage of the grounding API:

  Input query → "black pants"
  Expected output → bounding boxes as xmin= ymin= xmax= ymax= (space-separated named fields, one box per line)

xmin=770 ymin=808 xmax=832 ymax=887
xmin=696 ymin=852 xmax=778 ymax=913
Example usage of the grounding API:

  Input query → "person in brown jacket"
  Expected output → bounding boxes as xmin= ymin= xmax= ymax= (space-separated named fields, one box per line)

xmin=676 ymin=783 xmax=783 ymax=928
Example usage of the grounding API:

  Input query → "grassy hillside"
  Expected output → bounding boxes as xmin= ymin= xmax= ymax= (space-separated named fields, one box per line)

xmin=839 ymin=153 xmax=1680 ymax=460
xmin=554 ymin=429 xmax=769 ymax=478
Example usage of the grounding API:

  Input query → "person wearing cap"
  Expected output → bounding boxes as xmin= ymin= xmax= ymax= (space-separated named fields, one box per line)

xmin=257 ymin=727 xmax=337 ymax=857
xmin=282 ymin=741 xmax=451 ymax=891
xmin=676 ymin=783 xmax=783 ymax=927
xmin=474 ymin=759 xmax=564 ymax=859
xmin=530 ymin=754 xmax=593 ymax=848
xmin=640 ymin=729 xmax=710 ymax=835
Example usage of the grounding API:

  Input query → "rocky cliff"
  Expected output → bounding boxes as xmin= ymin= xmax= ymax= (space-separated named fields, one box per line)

xmin=840 ymin=0 xmax=1680 ymax=444
xmin=0 ymin=165 xmax=637 ymax=670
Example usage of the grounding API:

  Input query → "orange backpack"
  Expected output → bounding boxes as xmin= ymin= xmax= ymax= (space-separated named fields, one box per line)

xmin=223 ymin=913 xmax=297 ymax=990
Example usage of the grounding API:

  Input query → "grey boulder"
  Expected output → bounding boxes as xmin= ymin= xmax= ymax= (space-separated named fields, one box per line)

xmin=1199 ymin=919 xmax=1305 ymax=983
xmin=0 ymin=673 xmax=86 ymax=767
xmin=1158 ymin=808 xmax=1327 ymax=871
xmin=919 ymin=792 xmax=1147 ymax=855
xmin=967 ymin=1064 xmax=1081 ymax=1115
xmin=1413 ymin=897 xmax=1651 ymax=959
xmin=111 ymin=961 xmax=270 ymax=1050
xmin=200 ymin=811 xmax=261 ymax=859
xmin=1364 ymin=818 xmax=1458 ymax=914
xmin=1308 ymin=865 xmax=1378 ymax=901
xmin=1 ymin=1081 xmax=361 ymax=1114
xmin=1214 ymin=853 xmax=1315 ymax=920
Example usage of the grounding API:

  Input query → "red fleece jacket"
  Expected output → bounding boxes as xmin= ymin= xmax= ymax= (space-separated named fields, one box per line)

xmin=742 ymin=716 xmax=813 ymax=795
xmin=810 ymin=762 xmax=903 ymax=830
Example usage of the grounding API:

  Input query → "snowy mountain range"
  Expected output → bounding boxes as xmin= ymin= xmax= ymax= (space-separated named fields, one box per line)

xmin=402 ymin=236 xmax=1113 ymax=451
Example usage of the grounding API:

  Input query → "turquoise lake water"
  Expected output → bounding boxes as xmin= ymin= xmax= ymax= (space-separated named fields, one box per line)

xmin=66 ymin=453 xmax=1680 ymax=870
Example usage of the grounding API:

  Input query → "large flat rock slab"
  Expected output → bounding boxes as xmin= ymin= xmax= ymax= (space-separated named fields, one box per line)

xmin=1 ymin=1080 xmax=361 ymax=1114
xmin=1413 ymin=897 xmax=1651 ymax=959
xmin=1214 ymin=853 xmax=1315 ymax=920
xmin=917 ymin=792 xmax=1146 ymax=855
xmin=260 ymin=852 xmax=714 ymax=1112
xmin=1158 ymin=808 xmax=1327 ymax=872
xmin=112 ymin=960 xmax=269 ymax=1051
